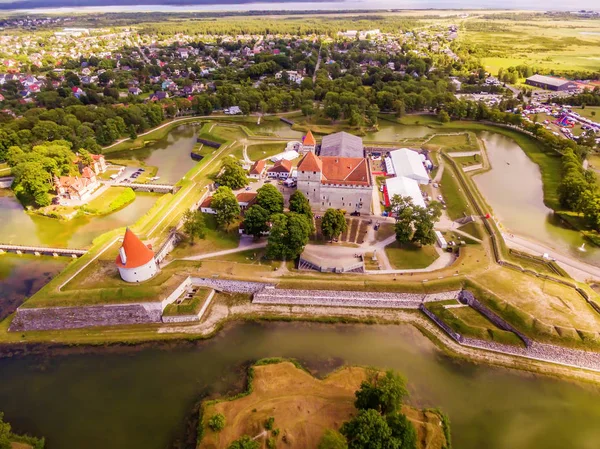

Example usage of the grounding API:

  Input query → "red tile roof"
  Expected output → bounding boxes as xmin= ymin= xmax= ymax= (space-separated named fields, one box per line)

xmin=321 ymin=157 xmax=370 ymax=186
xmin=267 ymin=159 xmax=293 ymax=173
xmin=200 ymin=196 xmax=213 ymax=208
xmin=303 ymin=130 xmax=316 ymax=146
xmin=236 ymin=192 xmax=257 ymax=203
xmin=297 ymin=151 xmax=322 ymax=172
xmin=249 ymin=159 xmax=266 ymax=175
xmin=115 ymin=228 xmax=155 ymax=269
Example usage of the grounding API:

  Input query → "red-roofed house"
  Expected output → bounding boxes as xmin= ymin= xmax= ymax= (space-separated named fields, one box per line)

xmin=54 ymin=165 xmax=99 ymax=201
xmin=267 ymin=159 xmax=293 ymax=179
xmin=248 ymin=160 xmax=266 ymax=179
xmin=200 ymin=196 xmax=216 ymax=214
xmin=115 ymin=228 xmax=158 ymax=283
xmin=236 ymin=192 xmax=257 ymax=210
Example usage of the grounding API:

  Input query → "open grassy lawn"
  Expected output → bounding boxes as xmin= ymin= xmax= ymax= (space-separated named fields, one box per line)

xmin=461 ymin=17 xmax=600 ymax=74
xmin=83 ymin=187 xmax=136 ymax=215
xmin=452 ymin=154 xmax=482 ymax=167
xmin=427 ymin=301 xmax=525 ymax=346
xmin=424 ymin=133 xmax=479 ymax=152
xmin=168 ymin=214 xmax=240 ymax=259
xmin=575 ymin=106 xmax=600 ymax=121
xmin=385 ymin=242 xmax=439 ymax=269
xmin=440 ymin=166 xmax=472 ymax=220
xmin=246 ymin=142 xmax=287 ymax=161
xmin=458 ymin=221 xmax=484 ymax=240
xmin=472 ymin=267 xmax=600 ymax=348
xmin=200 ymin=361 xmax=447 ymax=449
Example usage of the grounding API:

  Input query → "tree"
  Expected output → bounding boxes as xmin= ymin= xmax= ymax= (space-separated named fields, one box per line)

xmin=386 ymin=414 xmax=417 ymax=449
xmin=289 ymin=190 xmax=314 ymax=230
xmin=243 ymin=205 xmax=271 ymax=238
xmin=389 ymin=195 xmax=441 ymax=246
xmin=325 ymin=103 xmax=342 ymax=122
xmin=438 ymin=110 xmax=450 ymax=123
xmin=341 ymin=409 xmax=394 ymax=449
xmin=354 ymin=370 xmax=408 ymax=416
xmin=318 ymin=429 xmax=348 ymax=449
xmin=321 ymin=208 xmax=347 ymax=241
xmin=211 ymin=186 xmax=240 ymax=227
xmin=256 ymin=183 xmax=284 ymax=216
xmin=217 ymin=158 xmax=248 ymax=190
xmin=228 ymin=436 xmax=260 ymax=449
xmin=0 ymin=413 xmax=12 ymax=449
xmin=266 ymin=212 xmax=311 ymax=260
xmin=182 ymin=210 xmax=206 ymax=244
xmin=208 ymin=413 xmax=226 ymax=432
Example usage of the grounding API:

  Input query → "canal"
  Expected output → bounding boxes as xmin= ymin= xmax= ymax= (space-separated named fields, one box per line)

xmin=0 ymin=322 xmax=599 ymax=449
xmin=473 ymin=131 xmax=600 ymax=266
xmin=0 ymin=190 xmax=159 ymax=248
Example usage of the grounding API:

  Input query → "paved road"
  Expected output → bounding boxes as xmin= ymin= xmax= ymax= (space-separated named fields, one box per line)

xmin=503 ymin=232 xmax=600 ymax=281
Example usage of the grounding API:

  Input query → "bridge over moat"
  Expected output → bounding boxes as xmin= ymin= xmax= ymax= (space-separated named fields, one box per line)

xmin=110 ymin=182 xmax=177 ymax=193
xmin=0 ymin=244 xmax=87 ymax=258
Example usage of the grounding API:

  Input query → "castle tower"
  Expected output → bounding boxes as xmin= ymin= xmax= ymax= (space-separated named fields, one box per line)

xmin=115 ymin=228 xmax=158 ymax=283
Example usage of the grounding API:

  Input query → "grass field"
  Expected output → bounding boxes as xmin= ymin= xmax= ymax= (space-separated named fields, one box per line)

xmin=423 ymin=133 xmax=479 ymax=153
xmin=83 ymin=187 xmax=136 ymax=215
xmin=169 ymin=214 xmax=240 ymax=259
xmin=459 ymin=17 xmax=600 ymax=75
xmin=426 ymin=301 xmax=525 ymax=346
xmin=385 ymin=242 xmax=439 ymax=269
xmin=200 ymin=361 xmax=447 ymax=449
xmin=163 ymin=287 xmax=212 ymax=316
xmin=246 ymin=142 xmax=287 ymax=161
xmin=440 ymin=166 xmax=472 ymax=220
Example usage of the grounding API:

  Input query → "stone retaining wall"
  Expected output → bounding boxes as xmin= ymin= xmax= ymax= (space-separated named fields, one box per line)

xmin=190 ymin=277 xmax=271 ymax=293
xmin=10 ymin=302 xmax=162 ymax=331
xmin=253 ymin=289 xmax=461 ymax=309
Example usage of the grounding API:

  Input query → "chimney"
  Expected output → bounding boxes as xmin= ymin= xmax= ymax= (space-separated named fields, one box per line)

xmin=119 ymin=247 xmax=127 ymax=265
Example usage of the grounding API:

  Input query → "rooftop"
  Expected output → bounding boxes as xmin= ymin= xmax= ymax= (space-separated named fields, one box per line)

xmin=320 ymin=131 xmax=364 ymax=158
xmin=115 ymin=228 xmax=155 ymax=269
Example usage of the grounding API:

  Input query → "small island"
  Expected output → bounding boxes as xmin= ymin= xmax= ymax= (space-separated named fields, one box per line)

xmin=198 ymin=360 xmax=450 ymax=449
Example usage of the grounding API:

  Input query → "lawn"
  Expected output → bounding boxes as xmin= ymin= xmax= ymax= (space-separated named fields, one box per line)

xmin=440 ymin=166 xmax=472 ymax=220
xmin=200 ymin=361 xmax=447 ymax=449
xmin=83 ymin=187 xmax=136 ymax=215
xmin=452 ymin=154 xmax=482 ymax=167
xmin=385 ymin=242 xmax=439 ymax=269
xmin=471 ymin=268 xmax=600 ymax=349
xmin=575 ymin=106 xmax=600 ymax=121
xmin=168 ymin=214 xmax=240 ymax=259
xmin=458 ymin=221 xmax=484 ymax=240
xmin=424 ymin=133 xmax=479 ymax=152
xmin=426 ymin=301 xmax=525 ymax=347
xmin=246 ymin=142 xmax=287 ymax=161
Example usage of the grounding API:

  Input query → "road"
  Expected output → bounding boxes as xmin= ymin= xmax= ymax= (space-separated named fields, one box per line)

xmin=503 ymin=232 xmax=600 ymax=281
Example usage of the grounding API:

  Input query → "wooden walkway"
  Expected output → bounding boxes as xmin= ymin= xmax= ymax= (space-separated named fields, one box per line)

xmin=0 ymin=244 xmax=87 ymax=257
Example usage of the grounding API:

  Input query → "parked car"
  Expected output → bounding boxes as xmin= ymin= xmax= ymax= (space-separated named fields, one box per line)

xmin=350 ymin=211 xmax=361 ymax=217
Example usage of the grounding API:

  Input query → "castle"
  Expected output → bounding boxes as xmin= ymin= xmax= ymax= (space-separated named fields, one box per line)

xmin=296 ymin=132 xmax=372 ymax=213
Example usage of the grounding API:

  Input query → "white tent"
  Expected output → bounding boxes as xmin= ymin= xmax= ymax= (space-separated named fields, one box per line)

xmin=386 ymin=176 xmax=426 ymax=208
xmin=271 ymin=150 xmax=299 ymax=162
xmin=388 ymin=148 xmax=429 ymax=184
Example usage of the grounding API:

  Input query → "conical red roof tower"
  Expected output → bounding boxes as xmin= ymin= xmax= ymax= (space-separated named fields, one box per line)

xmin=115 ymin=228 xmax=155 ymax=269
xmin=303 ymin=130 xmax=316 ymax=146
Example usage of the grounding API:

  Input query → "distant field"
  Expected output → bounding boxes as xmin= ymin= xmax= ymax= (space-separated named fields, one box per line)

xmin=459 ymin=18 xmax=600 ymax=75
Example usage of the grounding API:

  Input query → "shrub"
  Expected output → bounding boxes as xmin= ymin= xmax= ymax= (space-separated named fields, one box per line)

xmin=208 ymin=413 xmax=226 ymax=432
xmin=264 ymin=416 xmax=275 ymax=430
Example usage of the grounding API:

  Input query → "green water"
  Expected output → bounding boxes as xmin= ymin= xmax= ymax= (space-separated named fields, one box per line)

xmin=0 ymin=191 xmax=159 ymax=248
xmin=108 ymin=125 xmax=200 ymax=184
xmin=365 ymin=122 xmax=433 ymax=141
xmin=0 ymin=322 xmax=599 ymax=449
xmin=473 ymin=131 xmax=600 ymax=266
xmin=245 ymin=120 xmax=305 ymax=139
xmin=0 ymin=254 xmax=67 ymax=319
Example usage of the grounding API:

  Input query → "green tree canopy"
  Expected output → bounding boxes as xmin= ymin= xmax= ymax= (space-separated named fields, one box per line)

xmin=354 ymin=370 xmax=409 ymax=416
xmin=243 ymin=204 xmax=271 ymax=239
xmin=227 ymin=436 xmax=260 ymax=449
xmin=318 ymin=429 xmax=348 ymax=449
xmin=0 ymin=413 xmax=12 ymax=449
xmin=266 ymin=212 xmax=312 ymax=260
xmin=321 ymin=208 xmax=347 ymax=240
xmin=341 ymin=409 xmax=394 ymax=449
xmin=217 ymin=158 xmax=248 ymax=190
xmin=211 ymin=186 xmax=241 ymax=227
xmin=182 ymin=210 xmax=206 ymax=244
xmin=389 ymin=195 xmax=442 ymax=246
xmin=256 ymin=183 xmax=284 ymax=216
xmin=208 ymin=413 xmax=226 ymax=432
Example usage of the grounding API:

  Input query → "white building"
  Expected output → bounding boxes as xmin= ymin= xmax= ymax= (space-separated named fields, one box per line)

xmin=385 ymin=176 xmax=426 ymax=209
xmin=386 ymin=148 xmax=429 ymax=184
xmin=115 ymin=228 xmax=158 ymax=283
